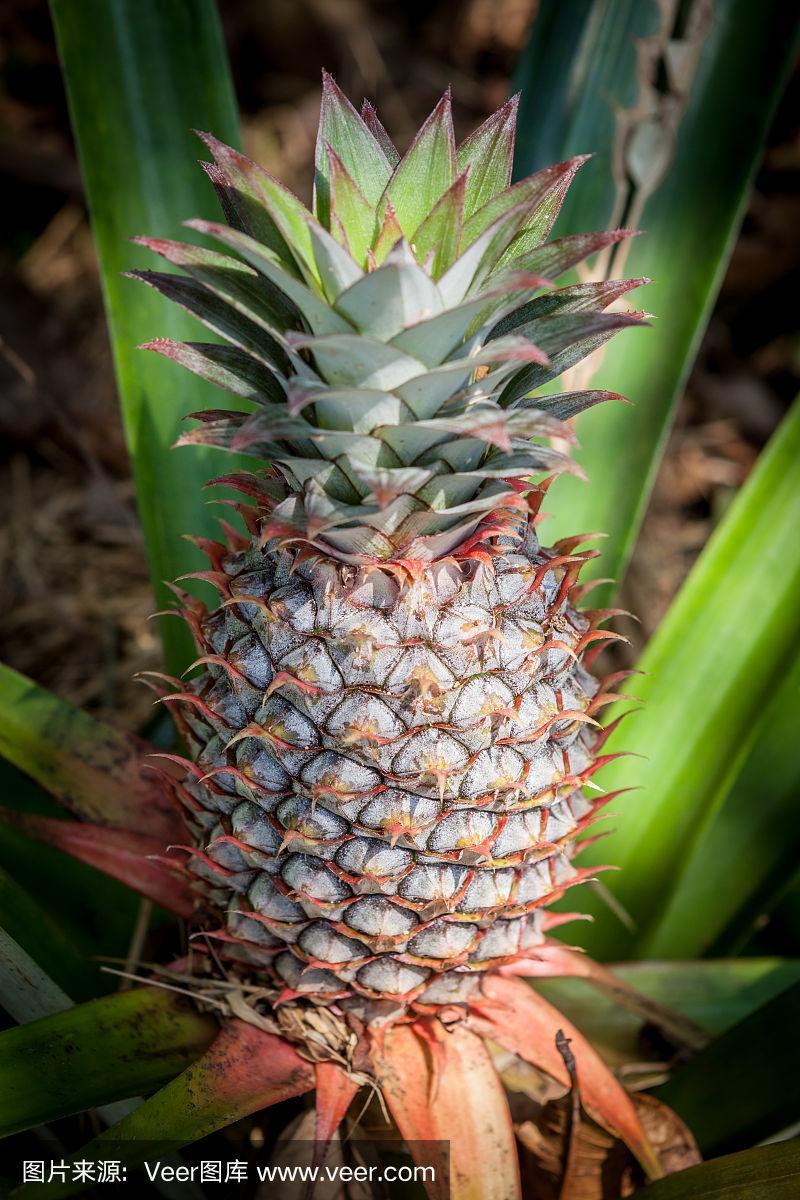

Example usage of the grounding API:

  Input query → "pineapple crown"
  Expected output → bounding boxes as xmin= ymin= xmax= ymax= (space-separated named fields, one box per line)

xmin=132 ymin=73 xmax=647 ymax=567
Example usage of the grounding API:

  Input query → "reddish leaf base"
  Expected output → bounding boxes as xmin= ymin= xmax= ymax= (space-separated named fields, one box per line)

xmin=138 ymin=973 xmax=661 ymax=1200
xmin=0 ymin=809 xmax=194 ymax=917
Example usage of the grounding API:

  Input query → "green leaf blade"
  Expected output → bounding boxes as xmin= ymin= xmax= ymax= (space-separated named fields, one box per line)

xmin=642 ymin=651 xmax=800 ymax=957
xmin=654 ymin=982 xmax=800 ymax=1155
xmin=314 ymin=71 xmax=392 ymax=226
xmin=0 ymin=988 xmax=217 ymax=1136
xmin=50 ymin=0 xmax=246 ymax=674
xmin=513 ymin=0 xmax=800 ymax=597
xmin=571 ymin=398 xmax=800 ymax=960
xmin=636 ymin=1140 xmax=800 ymax=1200
xmin=384 ymin=92 xmax=456 ymax=238
xmin=0 ymin=877 xmax=89 ymax=1009
xmin=0 ymin=663 xmax=179 ymax=842
xmin=534 ymin=958 xmax=800 ymax=1066
xmin=457 ymin=94 xmax=519 ymax=216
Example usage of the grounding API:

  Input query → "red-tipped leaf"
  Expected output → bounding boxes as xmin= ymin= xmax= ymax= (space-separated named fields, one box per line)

xmin=468 ymin=973 xmax=661 ymax=1179
xmin=371 ymin=1019 xmax=520 ymax=1200
xmin=0 ymin=809 xmax=194 ymax=917
xmin=313 ymin=1062 xmax=360 ymax=1170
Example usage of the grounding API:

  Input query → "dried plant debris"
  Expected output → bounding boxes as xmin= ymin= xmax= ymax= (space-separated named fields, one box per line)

xmin=514 ymin=1086 xmax=700 ymax=1199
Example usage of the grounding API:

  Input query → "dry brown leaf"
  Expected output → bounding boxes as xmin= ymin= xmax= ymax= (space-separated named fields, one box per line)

xmin=513 ymin=1087 xmax=700 ymax=1200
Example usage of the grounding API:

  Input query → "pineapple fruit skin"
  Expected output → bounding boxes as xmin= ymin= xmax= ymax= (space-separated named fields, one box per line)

xmin=179 ymin=523 xmax=602 ymax=1007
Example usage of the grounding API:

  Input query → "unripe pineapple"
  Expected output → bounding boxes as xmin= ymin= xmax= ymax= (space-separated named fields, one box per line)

xmin=0 ymin=72 xmax=685 ymax=1191
xmin=136 ymin=78 xmax=644 ymax=1020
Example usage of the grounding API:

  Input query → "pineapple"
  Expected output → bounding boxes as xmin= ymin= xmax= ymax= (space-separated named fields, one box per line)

xmin=125 ymin=75 xmax=660 ymax=1180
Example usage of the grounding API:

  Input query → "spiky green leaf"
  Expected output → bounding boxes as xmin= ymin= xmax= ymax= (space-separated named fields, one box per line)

xmin=457 ymin=95 xmax=519 ymax=217
xmin=384 ymin=92 xmax=456 ymax=238
xmin=638 ymin=1140 xmax=800 ymax=1200
xmin=641 ymin=651 xmax=800 ymax=957
xmin=314 ymin=72 xmax=393 ymax=227
xmin=0 ymin=664 xmax=179 ymax=842
xmin=534 ymin=958 xmax=800 ymax=1066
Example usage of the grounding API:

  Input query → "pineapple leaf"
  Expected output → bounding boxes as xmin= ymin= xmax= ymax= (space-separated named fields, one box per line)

xmin=326 ymin=144 xmax=378 ymax=265
xmin=35 ymin=1022 xmax=315 ymax=1195
xmin=514 ymin=0 xmax=800 ymax=596
xmin=314 ymin=71 xmax=393 ymax=227
xmin=0 ymin=664 xmax=180 ymax=843
xmin=131 ymin=235 xmax=297 ymax=331
xmin=0 ymin=859 xmax=113 ymax=1007
xmin=0 ymin=808 xmax=194 ymax=916
xmin=511 ymin=388 xmax=629 ymax=420
xmin=469 ymin=973 xmax=660 ymax=1176
xmin=306 ymin=220 xmax=364 ymax=300
xmin=50 ymin=0 xmax=246 ymax=674
xmin=314 ymin=1063 xmax=360 ymax=1171
xmin=534 ymin=959 xmax=800 ymax=1067
xmin=0 ymin=921 xmax=72 ymax=1022
xmin=128 ymin=269 xmax=289 ymax=370
xmin=436 ymin=200 xmax=540 ymax=304
xmin=383 ymin=90 xmax=457 ymax=238
xmin=457 ymin=94 xmax=519 ymax=218
xmin=493 ymin=277 xmax=648 ymax=334
xmin=360 ymin=98 xmax=401 ymax=167
xmin=633 ymin=1140 xmax=800 ymax=1200
xmin=285 ymin=332 xmax=425 ymax=391
xmin=390 ymin=289 xmax=522 ymax=367
xmin=143 ymin=339 xmax=287 ymax=407
xmin=573 ymin=397 xmax=800 ymax=960
xmin=462 ymin=156 xmax=586 ymax=250
xmin=507 ymin=227 xmax=640 ymax=282
xmin=411 ymin=169 xmax=468 ymax=277
xmin=334 ymin=243 xmax=443 ymax=340
xmin=371 ymin=200 xmax=404 ymax=265
xmin=197 ymin=133 xmax=322 ymax=287
xmin=654 ymin=981 xmax=800 ymax=1155
xmin=372 ymin=1021 xmax=518 ymax=1200
xmin=642 ymin=650 xmax=800 ymax=957
xmin=0 ymin=988 xmax=216 ymax=1138
xmin=0 ymin=760 xmax=144 ymax=992
xmin=498 ymin=311 xmax=646 ymax=402
xmin=184 ymin=218 xmax=351 ymax=336
xmin=200 ymin=157 xmax=298 ymax=276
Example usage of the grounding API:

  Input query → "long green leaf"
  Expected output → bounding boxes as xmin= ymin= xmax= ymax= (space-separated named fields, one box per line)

xmin=15 ymin=1023 xmax=315 ymax=1199
xmin=640 ymin=651 xmax=800 ymax=957
xmin=0 ymin=760 xmax=142 ymax=992
xmin=50 ymin=0 xmax=244 ymax=674
xmin=569 ymin=398 xmax=800 ymax=959
xmin=513 ymin=0 xmax=800 ymax=596
xmin=0 ymin=988 xmax=217 ymax=1136
xmin=0 ymin=925 xmax=72 ymax=1023
xmin=636 ymin=1139 xmax=800 ymax=1200
xmin=534 ymin=958 xmax=800 ymax=1066
xmin=0 ymin=875 xmax=90 ymax=1007
xmin=654 ymin=982 xmax=800 ymax=1154
xmin=0 ymin=664 xmax=178 ymax=841
xmin=0 ymin=666 xmax=177 ymax=992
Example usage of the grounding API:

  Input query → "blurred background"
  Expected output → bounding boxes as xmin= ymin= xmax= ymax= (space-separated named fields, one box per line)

xmin=1 ymin=0 xmax=798 ymax=729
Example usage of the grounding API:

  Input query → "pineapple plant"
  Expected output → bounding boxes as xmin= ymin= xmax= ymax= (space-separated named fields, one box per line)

xmin=1 ymin=75 xmax=674 ymax=1193
xmin=5 ymin=4 xmax=800 ymax=1189
xmin=131 ymin=78 xmax=666 ymax=1178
